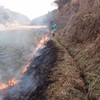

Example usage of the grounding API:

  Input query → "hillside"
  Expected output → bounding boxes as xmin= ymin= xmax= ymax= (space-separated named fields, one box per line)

xmin=31 ymin=10 xmax=58 ymax=26
xmin=43 ymin=0 xmax=100 ymax=100
xmin=0 ymin=6 xmax=30 ymax=27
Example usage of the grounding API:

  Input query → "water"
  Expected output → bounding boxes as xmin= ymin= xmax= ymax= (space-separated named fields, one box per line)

xmin=0 ymin=28 xmax=46 ymax=83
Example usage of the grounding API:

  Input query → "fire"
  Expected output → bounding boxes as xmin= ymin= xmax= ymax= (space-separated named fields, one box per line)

xmin=0 ymin=79 xmax=17 ymax=90
xmin=21 ymin=63 xmax=30 ymax=74
xmin=32 ymin=35 xmax=48 ymax=57
xmin=0 ymin=35 xmax=49 ymax=91
xmin=8 ymin=78 xmax=18 ymax=86
xmin=22 ymin=36 xmax=48 ymax=73
xmin=40 ymin=37 xmax=45 ymax=44
xmin=0 ymin=84 xmax=8 ymax=90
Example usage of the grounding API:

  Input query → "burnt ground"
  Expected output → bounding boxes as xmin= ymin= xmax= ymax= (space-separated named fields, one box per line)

xmin=1 ymin=39 xmax=58 ymax=100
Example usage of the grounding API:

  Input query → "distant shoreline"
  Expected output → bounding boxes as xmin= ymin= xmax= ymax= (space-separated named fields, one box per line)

xmin=0 ymin=25 xmax=47 ymax=31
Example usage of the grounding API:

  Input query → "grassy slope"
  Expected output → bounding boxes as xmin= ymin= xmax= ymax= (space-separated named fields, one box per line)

xmin=44 ymin=9 xmax=100 ymax=100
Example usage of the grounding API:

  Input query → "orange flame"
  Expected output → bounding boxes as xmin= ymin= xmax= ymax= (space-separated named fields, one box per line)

xmin=0 ymin=84 xmax=8 ymax=90
xmin=21 ymin=63 xmax=30 ymax=74
xmin=0 ymin=78 xmax=18 ymax=90
xmin=31 ymin=35 xmax=48 ymax=59
xmin=0 ymin=35 xmax=48 ymax=91
xmin=22 ymin=36 xmax=48 ymax=74
xmin=8 ymin=78 xmax=18 ymax=86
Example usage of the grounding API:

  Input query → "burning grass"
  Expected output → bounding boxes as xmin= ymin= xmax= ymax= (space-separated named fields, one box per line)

xmin=0 ymin=6 xmax=100 ymax=100
xmin=0 ymin=36 xmax=46 ymax=91
xmin=0 ymin=35 xmax=58 ymax=100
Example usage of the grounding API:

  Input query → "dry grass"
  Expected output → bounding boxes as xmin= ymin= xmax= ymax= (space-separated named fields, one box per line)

xmin=44 ymin=7 xmax=100 ymax=100
xmin=44 ymin=37 xmax=88 ymax=100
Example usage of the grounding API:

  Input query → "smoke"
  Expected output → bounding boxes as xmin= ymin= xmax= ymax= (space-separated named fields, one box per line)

xmin=0 ymin=28 xmax=46 ymax=84
xmin=0 ymin=35 xmax=57 ymax=100
xmin=2 ymin=41 xmax=47 ymax=99
xmin=0 ymin=96 xmax=3 ymax=100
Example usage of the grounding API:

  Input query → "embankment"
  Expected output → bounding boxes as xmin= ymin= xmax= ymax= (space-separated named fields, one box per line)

xmin=1 ymin=39 xmax=57 ymax=100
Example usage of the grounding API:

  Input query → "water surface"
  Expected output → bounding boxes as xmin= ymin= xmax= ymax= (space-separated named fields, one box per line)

xmin=0 ymin=28 xmax=46 ymax=83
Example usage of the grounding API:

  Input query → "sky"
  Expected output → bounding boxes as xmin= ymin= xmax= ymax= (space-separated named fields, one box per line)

xmin=0 ymin=0 xmax=57 ymax=20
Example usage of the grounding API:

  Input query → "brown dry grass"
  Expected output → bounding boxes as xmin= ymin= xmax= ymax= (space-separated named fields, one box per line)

xmin=44 ymin=7 xmax=100 ymax=100
xmin=57 ymin=8 xmax=100 ymax=99
xmin=44 ymin=37 xmax=86 ymax=100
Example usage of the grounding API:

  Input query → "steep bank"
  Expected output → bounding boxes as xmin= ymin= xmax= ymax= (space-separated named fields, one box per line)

xmin=43 ymin=8 xmax=100 ymax=100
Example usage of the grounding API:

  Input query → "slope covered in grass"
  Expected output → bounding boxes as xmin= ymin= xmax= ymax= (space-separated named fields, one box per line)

xmin=43 ymin=1 xmax=100 ymax=100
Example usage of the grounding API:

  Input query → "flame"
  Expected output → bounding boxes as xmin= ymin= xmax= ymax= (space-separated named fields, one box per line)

xmin=0 ymin=78 xmax=20 ymax=91
xmin=8 ymin=78 xmax=18 ymax=86
xmin=21 ymin=63 xmax=30 ymax=74
xmin=0 ymin=78 xmax=17 ymax=90
xmin=0 ymin=84 xmax=8 ymax=90
xmin=35 ymin=35 xmax=48 ymax=51
xmin=40 ymin=37 xmax=45 ymax=44
xmin=0 ymin=35 xmax=49 ymax=91
xmin=22 ymin=36 xmax=48 ymax=74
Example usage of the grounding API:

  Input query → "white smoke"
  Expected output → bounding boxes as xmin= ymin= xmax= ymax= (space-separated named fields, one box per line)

xmin=0 ymin=27 xmax=46 ymax=83
xmin=0 ymin=95 xmax=3 ymax=100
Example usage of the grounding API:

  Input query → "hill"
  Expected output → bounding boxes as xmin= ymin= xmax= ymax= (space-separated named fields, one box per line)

xmin=31 ymin=10 xmax=58 ymax=26
xmin=0 ymin=6 xmax=30 ymax=27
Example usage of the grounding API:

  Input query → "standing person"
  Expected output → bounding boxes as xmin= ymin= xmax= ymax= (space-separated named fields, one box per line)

xmin=51 ymin=23 xmax=56 ymax=37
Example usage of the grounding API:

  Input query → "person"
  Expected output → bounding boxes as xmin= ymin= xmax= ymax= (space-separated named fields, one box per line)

xmin=51 ymin=23 xmax=56 ymax=37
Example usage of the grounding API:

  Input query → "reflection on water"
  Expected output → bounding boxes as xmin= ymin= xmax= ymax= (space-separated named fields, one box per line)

xmin=0 ymin=28 xmax=45 ymax=83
